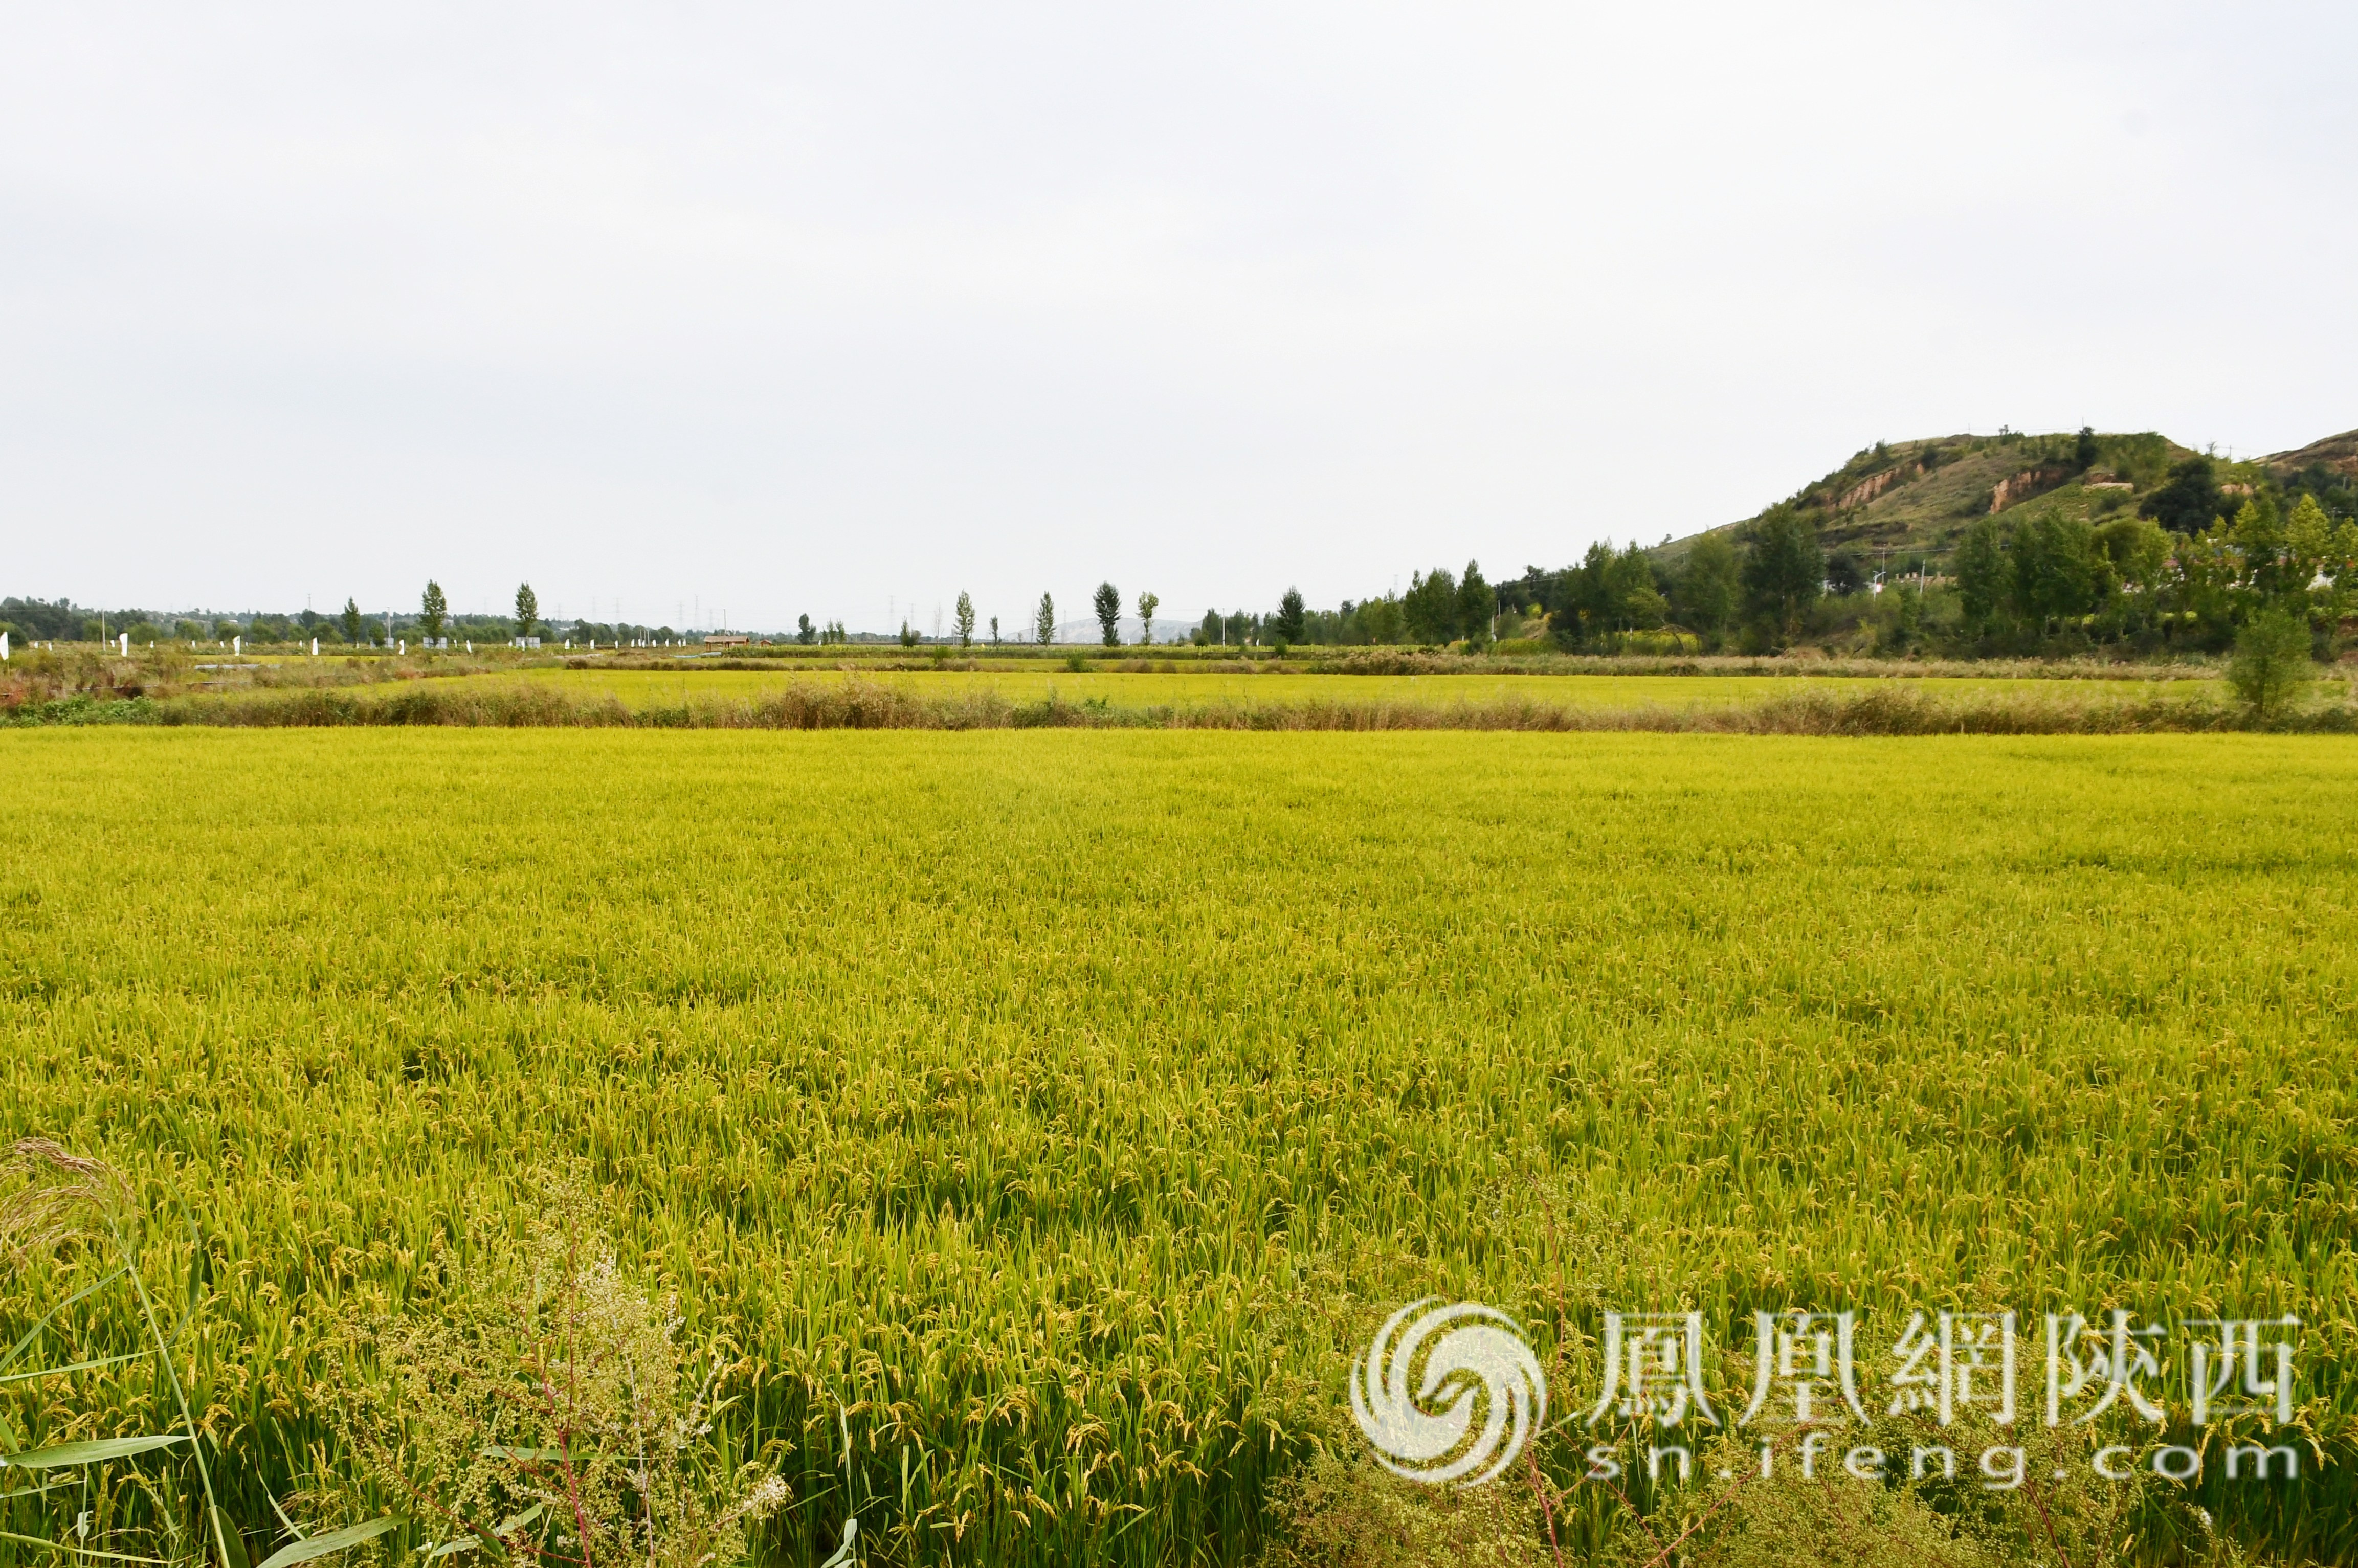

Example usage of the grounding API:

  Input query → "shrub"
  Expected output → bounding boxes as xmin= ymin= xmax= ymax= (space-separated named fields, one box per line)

xmin=2227 ymin=608 xmax=2313 ymax=722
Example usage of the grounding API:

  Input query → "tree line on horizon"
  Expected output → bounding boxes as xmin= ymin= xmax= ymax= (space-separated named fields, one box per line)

xmin=0 ymin=582 xmax=695 ymax=652
xmin=1235 ymin=440 xmax=2358 ymax=659
xmin=10 ymin=441 xmax=2354 ymax=660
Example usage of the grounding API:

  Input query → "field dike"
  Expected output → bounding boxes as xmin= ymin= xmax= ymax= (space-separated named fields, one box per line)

xmin=7 ymin=677 xmax=2353 ymax=733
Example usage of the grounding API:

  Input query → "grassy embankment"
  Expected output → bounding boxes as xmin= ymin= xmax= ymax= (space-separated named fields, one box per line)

xmin=9 ymin=644 xmax=2338 ymax=733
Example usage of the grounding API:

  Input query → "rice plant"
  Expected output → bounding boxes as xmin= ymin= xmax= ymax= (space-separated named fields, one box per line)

xmin=2 ymin=730 xmax=2350 ymax=1564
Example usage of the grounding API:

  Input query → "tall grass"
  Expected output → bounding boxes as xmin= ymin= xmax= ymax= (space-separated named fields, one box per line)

xmin=11 ymin=678 xmax=2353 ymax=733
xmin=2 ymin=731 xmax=2352 ymax=1564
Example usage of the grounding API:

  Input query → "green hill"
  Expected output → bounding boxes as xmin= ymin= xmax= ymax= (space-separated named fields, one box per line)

xmin=1654 ymin=424 xmax=2358 ymax=573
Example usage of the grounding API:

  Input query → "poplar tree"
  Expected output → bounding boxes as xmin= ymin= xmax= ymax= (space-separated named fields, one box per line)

xmin=1738 ymin=505 xmax=1823 ymax=643
xmin=1454 ymin=562 xmax=1490 ymax=649
xmin=1679 ymin=533 xmax=1739 ymax=645
xmin=1952 ymin=518 xmax=2008 ymax=637
xmin=1093 ymin=582 xmax=1121 ymax=647
xmin=1275 ymin=587 xmax=1306 ymax=644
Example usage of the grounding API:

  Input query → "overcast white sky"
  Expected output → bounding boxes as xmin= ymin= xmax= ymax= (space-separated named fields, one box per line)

xmin=4 ymin=2 xmax=2352 ymax=631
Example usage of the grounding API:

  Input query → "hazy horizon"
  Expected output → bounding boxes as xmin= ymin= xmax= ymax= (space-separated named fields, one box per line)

xmin=6 ymin=2 xmax=2352 ymax=634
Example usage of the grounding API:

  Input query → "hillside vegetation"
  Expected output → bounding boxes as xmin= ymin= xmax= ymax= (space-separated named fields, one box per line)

xmin=1655 ymin=424 xmax=2358 ymax=572
xmin=1468 ymin=423 xmax=2358 ymax=662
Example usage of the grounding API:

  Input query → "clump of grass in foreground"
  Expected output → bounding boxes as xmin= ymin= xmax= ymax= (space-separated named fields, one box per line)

xmin=325 ymin=1175 xmax=788 ymax=1568
xmin=71 ymin=677 xmax=2358 ymax=732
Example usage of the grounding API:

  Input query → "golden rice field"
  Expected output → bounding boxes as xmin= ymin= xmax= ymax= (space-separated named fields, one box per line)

xmin=2 ymin=728 xmax=2352 ymax=1566
xmin=447 ymin=663 xmax=2217 ymax=712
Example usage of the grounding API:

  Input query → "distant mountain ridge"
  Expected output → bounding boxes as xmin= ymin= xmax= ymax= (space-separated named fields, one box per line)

xmin=1652 ymin=425 xmax=2358 ymax=570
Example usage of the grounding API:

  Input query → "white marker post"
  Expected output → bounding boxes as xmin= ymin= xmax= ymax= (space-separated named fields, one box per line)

xmin=119 ymin=633 xmax=129 ymax=656
xmin=311 ymin=638 xmax=319 ymax=656
xmin=398 ymin=639 xmax=405 ymax=655
xmin=233 ymin=635 xmax=242 ymax=657
xmin=1 ymin=631 xmax=9 ymax=660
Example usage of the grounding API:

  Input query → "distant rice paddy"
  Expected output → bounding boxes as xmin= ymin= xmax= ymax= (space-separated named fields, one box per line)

xmin=447 ymin=664 xmax=2221 ymax=712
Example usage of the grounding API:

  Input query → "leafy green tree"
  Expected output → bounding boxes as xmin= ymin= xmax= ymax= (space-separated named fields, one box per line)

xmin=1561 ymin=543 xmax=1664 ymax=643
xmin=1035 ymin=592 xmax=1056 ymax=645
xmin=989 ymin=616 xmax=999 ymax=646
xmin=2228 ymin=607 xmax=2313 ymax=722
xmin=1402 ymin=567 xmax=1458 ymax=644
xmin=1677 ymin=533 xmax=1739 ymax=645
xmin=2008 ymin=510 xmax=2097 ymax=630
xmin=2140 ymin=455 xmax=2222 ymax=533
xmin=954 ymin=591 xmax=976 ymax=648
xmin=2172 ymin=522 xmax=2239 ymax=638
xmin=420 ymin=580 xmax=448 ymax=640
xmin=514 ymin=583 xmax=539 ymax=640
xmin=1886 ymin=582 xmax=1925 ymax=652
xmin=1093 ymin=581 xmax=1121 ymax=647
xmin=340 ymin=597 xmax=363 ymax=645
xmin=899 ymin=620 xmax=917 ymax=648
xmin=1952 ymin=518 xmax=2008 ymax=637
xmin=1550 ymin=544 xmax=1611 ymax=648
xmin=2283 ymin=492 xmax=2353 ymax=628
xmin=1825 ymin=552 xmax=1864 ymax=596
xmin=2092 ymin=516 xmax=2172 ymax=633
xmin=1359 ymin=595 xmax=1405 ymax=646
xmin=2075 ymin=424 xmax=2099 ymax=471
xmin=1200 ymin=609 xmax=1222 ymax=645
xmin=1738 ymin=505 xmax=1822 ymax=642
xmin=1454 ymin=562 xmax=1491 ymax=649
xmin=1136 ymin=591 xmax=1160 ymax=645
xmin=1274 ymin=588 xmax=1306 ymax=644
xmin=2228 ymin=494 xmax=2297 ymax=602
xmin=1613 ymin=546 xmax=1669 ymax=630
xmin=796 ymin=613 xmax=816 ymax=645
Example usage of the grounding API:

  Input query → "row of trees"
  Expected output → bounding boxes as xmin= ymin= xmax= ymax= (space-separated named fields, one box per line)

xmin=1507 ymin=484 xmax=2358 ymax=657
xmin=1178 ymin=461 xmax=2353 ymax=658
xmin=1 ymin=584 xmax=586 ymax=651
xmin=24 ymin=455 xmax=2354 ymax=660
xmin=896 ymin=585 xmax=1183 ymax=648
xmin=1950 ymin=490 xmax=2358 ymax=651
xmin=1185 ymin=568 xmax=1494 ymax=650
